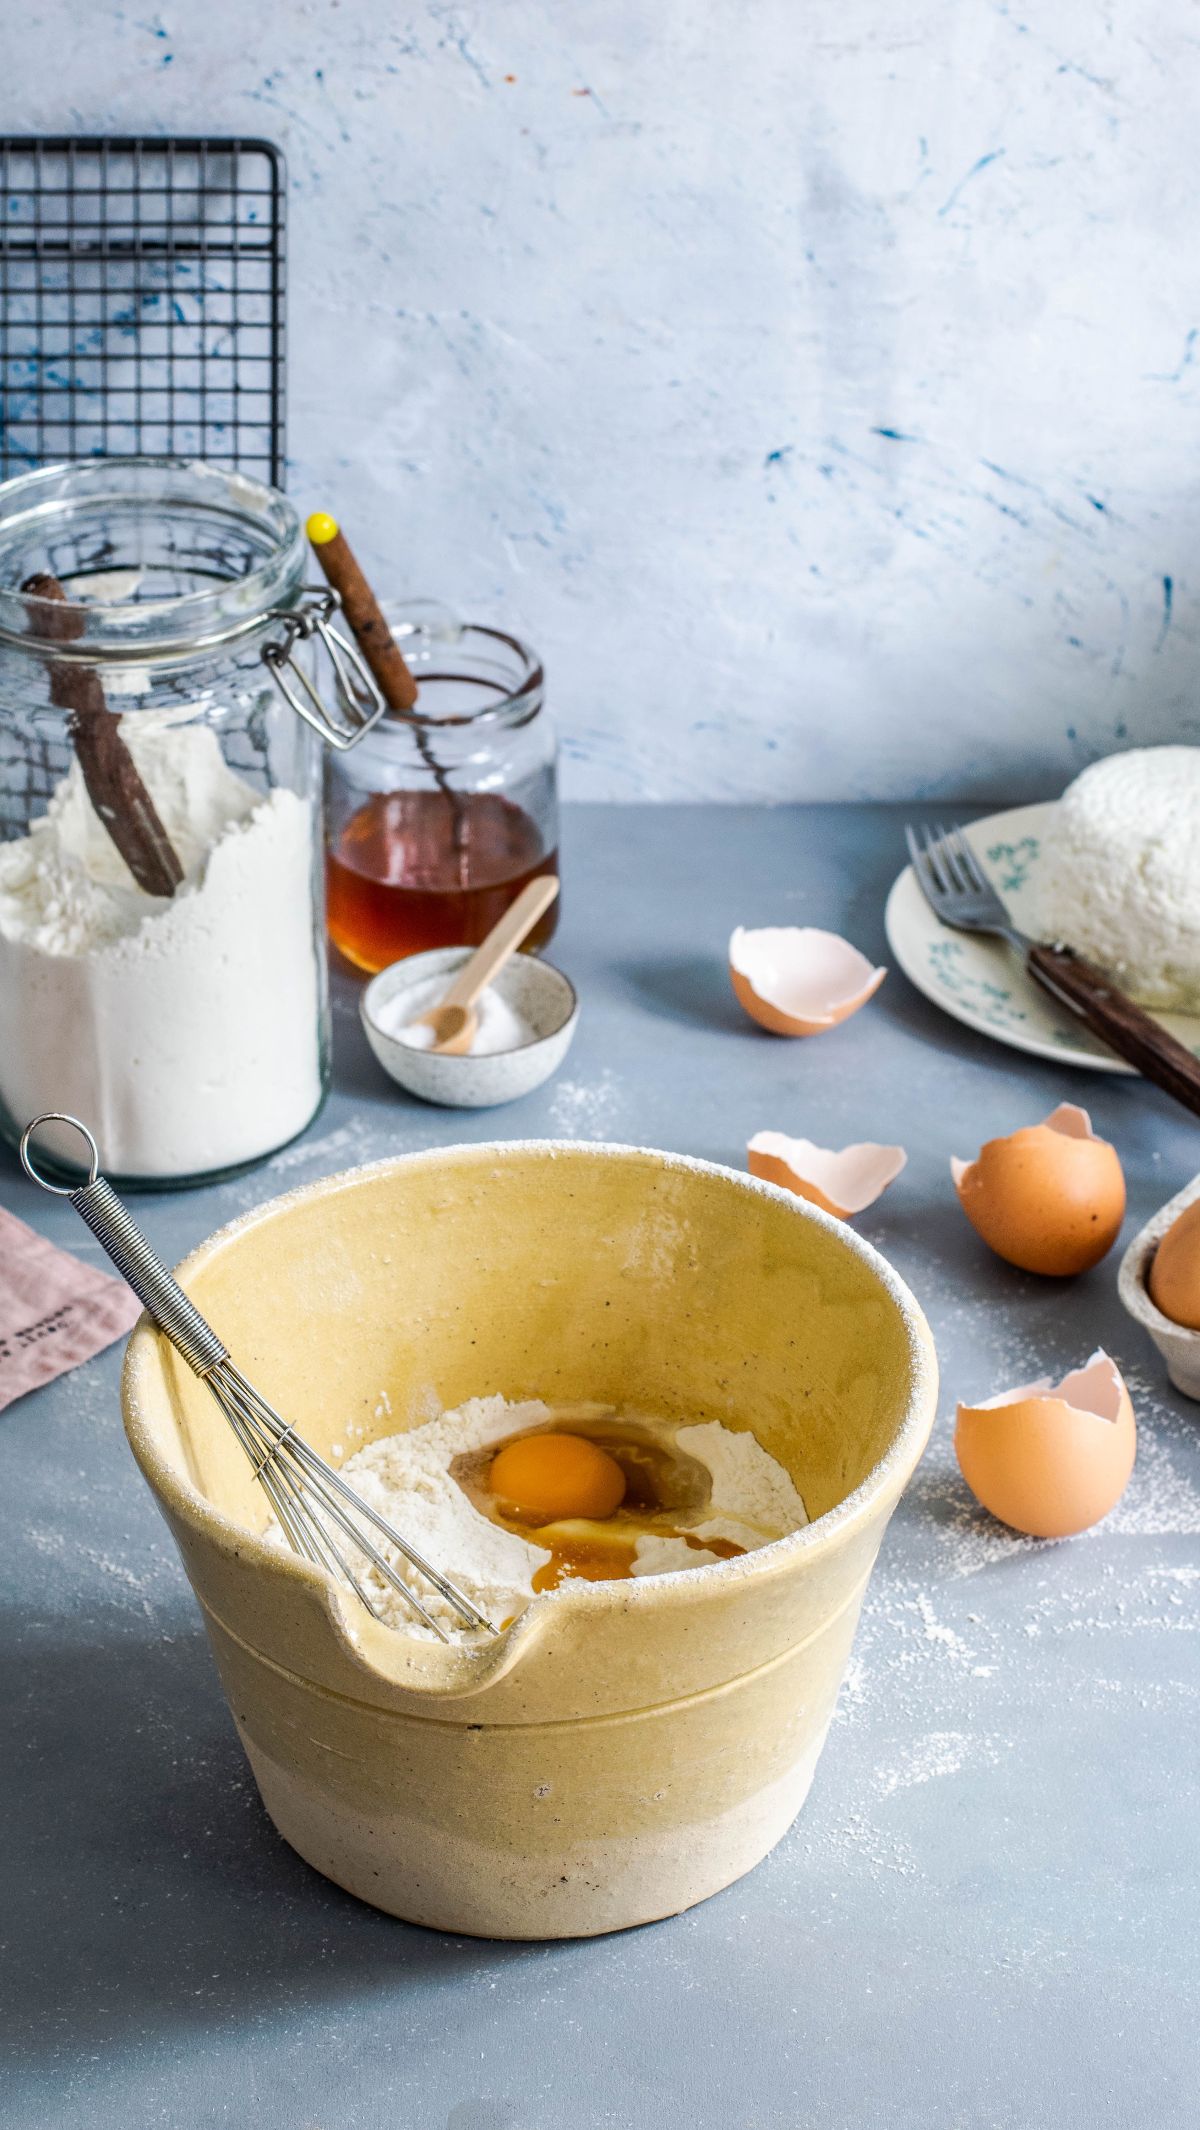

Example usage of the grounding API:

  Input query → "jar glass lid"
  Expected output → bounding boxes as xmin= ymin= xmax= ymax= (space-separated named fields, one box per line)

xmin=0 ymin=457 xmax=307 ymax=660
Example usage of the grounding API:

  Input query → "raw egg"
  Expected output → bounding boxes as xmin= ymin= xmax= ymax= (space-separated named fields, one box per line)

xmin=462 ymin=1411 xmax=747 ymax=1592
xmin=1148 ymin=1197 xmax=1200 ymax=1329
xmin=487 ymin=1432 xmax=627 ymax=1522
xmin=951 ymin=1103 xmax=1125 ymax=1276
xmin=955 ymin=1349 xmax=1135 ymax=1537
xmin=747 ymin=1130 xmax=906 ymax=1219
xmin=729 ymin=926 xmax=885 ymax=1036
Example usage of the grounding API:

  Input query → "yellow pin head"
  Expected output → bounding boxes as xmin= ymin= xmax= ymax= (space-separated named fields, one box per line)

xmin=306 ymin=511 xmax=340 ymax=545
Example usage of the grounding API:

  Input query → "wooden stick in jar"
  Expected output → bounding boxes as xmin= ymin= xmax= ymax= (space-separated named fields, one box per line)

xmin=305 ymin=513 xmax=420 ymax=712
xmin=307 ymin=510 xmax=469 ymax=874
xmin=21 ymin=573 xmax=184 ymax=899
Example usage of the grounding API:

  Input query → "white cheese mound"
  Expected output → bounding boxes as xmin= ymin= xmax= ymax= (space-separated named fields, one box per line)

xmin=1034 ymin=747 xmax=1200 ymax=1010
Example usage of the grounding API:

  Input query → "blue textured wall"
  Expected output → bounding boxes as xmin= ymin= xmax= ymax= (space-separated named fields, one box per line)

xmin=7 ymin=4 xmax=1200 ymax=800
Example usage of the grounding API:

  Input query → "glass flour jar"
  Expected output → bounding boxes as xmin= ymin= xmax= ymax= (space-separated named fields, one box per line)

xmin=0 ymin=458 xmax=371 ymax=1187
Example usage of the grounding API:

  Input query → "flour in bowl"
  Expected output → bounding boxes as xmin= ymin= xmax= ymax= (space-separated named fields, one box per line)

xmin=312 ymin=1394 xmax=808 ymax=1639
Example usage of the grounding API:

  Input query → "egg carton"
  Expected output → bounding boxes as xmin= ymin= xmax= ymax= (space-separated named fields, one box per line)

xmin=1118 ymin=1172 xmax=1200 ymax=1400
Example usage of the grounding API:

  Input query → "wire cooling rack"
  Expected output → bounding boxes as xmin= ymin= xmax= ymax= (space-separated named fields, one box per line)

xmin=0 ymin=136 xmax=287 ymax=484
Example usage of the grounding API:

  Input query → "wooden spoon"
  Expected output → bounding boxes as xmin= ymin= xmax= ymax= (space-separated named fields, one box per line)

xmin=407 ymin=875 xmax=560 ymax=1055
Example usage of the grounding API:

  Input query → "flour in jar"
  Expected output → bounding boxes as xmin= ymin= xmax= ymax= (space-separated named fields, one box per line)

xmin=0 ymin=715 xmax=322 ymax=1177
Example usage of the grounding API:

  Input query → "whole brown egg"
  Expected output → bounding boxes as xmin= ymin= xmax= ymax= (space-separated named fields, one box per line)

xmin=1148 ymin=1198 xmax=1200 ymax=1329
xmin=951 ymin=1103 xmax=1125 ymax=1277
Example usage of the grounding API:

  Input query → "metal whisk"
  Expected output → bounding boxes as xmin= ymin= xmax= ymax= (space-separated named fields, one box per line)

xmin=20 ymin=1114 xmax=495 ymax=1643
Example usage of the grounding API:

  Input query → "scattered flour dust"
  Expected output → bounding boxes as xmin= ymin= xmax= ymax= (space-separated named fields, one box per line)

xmin=791 ymin=1285 xmax=1200 ymax=1911
xmin=873 ymin=1729 xmax=1004 ymax=1799
xmin=546 ymin=1069 xmax=625 ymax=1139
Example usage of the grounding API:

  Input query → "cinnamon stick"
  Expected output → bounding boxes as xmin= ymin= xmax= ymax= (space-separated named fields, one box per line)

xmin=306 ymin=514 xmax=419 ymax=712
xmin=22 ymin=573 xmax=184 ymax=898
xmin=307 ymin=512 xmax=469 ymax=875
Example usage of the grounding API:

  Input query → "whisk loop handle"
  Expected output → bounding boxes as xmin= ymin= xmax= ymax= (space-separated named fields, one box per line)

xmin=19 ymin=1113 xmax=228 ymax=1378
xmin=20 ymin=1114 xmax=494 ymax=1637
xmin=71 ymin=1177 xmax=227 ymax=1376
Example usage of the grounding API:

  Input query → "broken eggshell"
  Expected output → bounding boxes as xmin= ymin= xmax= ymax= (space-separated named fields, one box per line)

xmin=955 ymin=1349 xmax=1136 ymax=1538
xmin=951 ymin=1102 xmax=1125 ymax=1277
xmin=747 ymin=1131 xmax=906 ymax=1220
xmin=729 ymin=926 xmax=886 ymax=1036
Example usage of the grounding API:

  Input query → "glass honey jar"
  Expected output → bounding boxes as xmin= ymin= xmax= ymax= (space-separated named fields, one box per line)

xmin=324 ymin=607 xmax=560 ymax=975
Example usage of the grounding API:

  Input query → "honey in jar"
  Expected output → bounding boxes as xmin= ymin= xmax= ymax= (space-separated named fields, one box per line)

xmin=328 ymin=789 xmax=558 ymax=972
xmin=323 ymin=615 xmax=559 ymax=975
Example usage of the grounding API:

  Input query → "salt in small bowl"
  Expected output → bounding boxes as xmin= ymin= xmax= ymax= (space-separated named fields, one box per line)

xmin=1117 ymin=1171 xmax=1200 ymax=1401
xmin=361 ymin=945 xmax=579 ymax=1109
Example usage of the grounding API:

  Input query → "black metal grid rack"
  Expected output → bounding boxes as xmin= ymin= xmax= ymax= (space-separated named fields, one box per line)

xmin=0 ymin=136 xmax=287 ymax=485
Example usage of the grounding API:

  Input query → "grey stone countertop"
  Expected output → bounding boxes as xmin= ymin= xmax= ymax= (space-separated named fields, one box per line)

xmin=3 ymin=804 xmax=1197 ymax=2130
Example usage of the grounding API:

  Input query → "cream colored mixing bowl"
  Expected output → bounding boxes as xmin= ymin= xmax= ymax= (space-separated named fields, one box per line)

xmin=122 ymin=1142 xmax=937 ymax=1939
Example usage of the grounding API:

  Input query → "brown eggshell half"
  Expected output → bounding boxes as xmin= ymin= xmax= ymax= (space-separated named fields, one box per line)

xmin=747 ymin=1131 xmax=906 ymax=1220
xmin=955 ymin=1350 xmax=1136 ymax=1538
xmin=951 ymin=1102 xmax=1125 ymax=1276
xmin=729 ymin=926 xmax=886 ymax=1036
xmin=1147 ymin=1197 xmax=1200 ymax=1330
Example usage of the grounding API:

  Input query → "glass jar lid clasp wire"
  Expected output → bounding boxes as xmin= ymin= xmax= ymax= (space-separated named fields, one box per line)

xmin=261 ymin=586 xmax=386 ymax=751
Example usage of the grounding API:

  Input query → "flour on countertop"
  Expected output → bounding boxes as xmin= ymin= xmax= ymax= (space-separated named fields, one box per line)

xmin=546 ymin=1069 xmax=626 ymax=1139
xmin=797 ymin=1289 xmax=1200 ymax=1908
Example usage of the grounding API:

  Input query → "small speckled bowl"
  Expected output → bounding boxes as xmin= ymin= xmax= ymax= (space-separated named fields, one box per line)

xmin=361 ymin=946 xmax=579 ymax=1108
xmin=1118 ymin=1173 xmax=1200 ymax=1400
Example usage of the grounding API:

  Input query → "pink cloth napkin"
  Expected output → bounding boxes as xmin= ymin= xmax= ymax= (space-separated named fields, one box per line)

xmin=0 ymin=1203 xmax=142 ymax=1412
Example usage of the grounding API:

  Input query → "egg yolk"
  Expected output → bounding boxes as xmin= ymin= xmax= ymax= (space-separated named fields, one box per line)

xmin=487 ymin=1433 xmax=627 ymax=1523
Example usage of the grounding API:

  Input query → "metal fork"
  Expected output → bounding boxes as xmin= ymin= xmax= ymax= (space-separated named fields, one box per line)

xmin=905 ymin=824 xmax=1032 ymax=954
xmin=906 ymin=822 xmax=1200 ymax=1118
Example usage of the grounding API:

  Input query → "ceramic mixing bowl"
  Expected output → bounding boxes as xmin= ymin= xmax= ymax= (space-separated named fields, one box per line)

xmin=122 ymin=1143 xmax=937 ymax=1938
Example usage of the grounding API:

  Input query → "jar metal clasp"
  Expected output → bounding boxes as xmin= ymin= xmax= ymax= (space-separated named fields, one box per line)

xmin=260 ymin=587 xmax=386 ymax=751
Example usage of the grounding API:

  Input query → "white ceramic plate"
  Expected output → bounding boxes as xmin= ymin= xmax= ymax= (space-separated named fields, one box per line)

xmin=884 ymin=801 xmax=1200 ymax=1075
